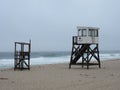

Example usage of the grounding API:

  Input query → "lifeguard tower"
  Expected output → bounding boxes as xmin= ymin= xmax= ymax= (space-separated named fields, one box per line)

xmin=69 ymin=26 xmax=101 ymax=69
xmin=14 ymin=40 xmax=31 ymax=70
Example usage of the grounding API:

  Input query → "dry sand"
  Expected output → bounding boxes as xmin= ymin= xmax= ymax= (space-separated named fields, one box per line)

xmin=0 ymin=60 xmax=120 ymax=90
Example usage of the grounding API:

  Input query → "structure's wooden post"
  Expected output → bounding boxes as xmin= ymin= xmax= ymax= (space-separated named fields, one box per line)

xmin=14 ymin=42 xmax=16 ymax=70
xmin=82 ymin=53 xmax=84 ymax=68
xmin=29 ymin=40 xmax=31 ymax=70
xmin=69 ymin=37 xmax=74 ymax=69
xmin=97 ymin=44 xmax=101 ymax=68
xmin=86 ymin=45 xmax=89 ymax=69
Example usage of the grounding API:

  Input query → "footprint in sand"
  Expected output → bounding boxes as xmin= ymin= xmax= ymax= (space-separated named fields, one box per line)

xmin=0 ymin=77 xmax=8 ymax=80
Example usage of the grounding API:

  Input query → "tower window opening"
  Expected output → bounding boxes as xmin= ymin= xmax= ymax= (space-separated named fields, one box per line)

xmin=89 ymin=29 xmax=98 ymax=37
xmin=78 ymin=29 xmax=87 ymax=37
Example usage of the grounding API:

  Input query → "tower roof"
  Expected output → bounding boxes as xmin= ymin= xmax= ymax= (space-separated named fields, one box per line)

xmin=77 ymin=26 xmax=99 ymax=30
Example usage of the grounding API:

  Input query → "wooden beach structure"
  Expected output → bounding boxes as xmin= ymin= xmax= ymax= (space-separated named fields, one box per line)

xmin=69 ymin=26 xmax=101 ymax=69
xmin=14 ymin=40 xmax=31 ymax=70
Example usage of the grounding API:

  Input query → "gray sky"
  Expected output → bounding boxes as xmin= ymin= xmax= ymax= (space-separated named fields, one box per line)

xmin=0 ymin=0 xmax=120 ymax=52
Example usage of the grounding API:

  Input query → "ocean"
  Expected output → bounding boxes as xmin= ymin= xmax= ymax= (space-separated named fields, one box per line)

xmin=0 ymin=51 xmax=120 ymax=69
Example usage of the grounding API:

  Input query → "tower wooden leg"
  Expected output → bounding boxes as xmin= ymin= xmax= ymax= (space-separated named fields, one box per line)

xmin=69 ymin=63 xmax=71 ymax=69
xmin=87 ymin=61 xmax=89 ymax=69
xmin=99 ymin=61 xmax=101 ymax=68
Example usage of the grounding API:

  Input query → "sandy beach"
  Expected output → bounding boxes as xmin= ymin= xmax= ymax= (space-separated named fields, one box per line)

xmin=0 ymin=60 xmax=120 ymax=90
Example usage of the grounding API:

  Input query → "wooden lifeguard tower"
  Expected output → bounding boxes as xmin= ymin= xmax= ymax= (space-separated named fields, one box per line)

xmin=69 ymin=26 xmax=101 ymax=69
xmin=14 ymin=40 xmax=31 ymax=70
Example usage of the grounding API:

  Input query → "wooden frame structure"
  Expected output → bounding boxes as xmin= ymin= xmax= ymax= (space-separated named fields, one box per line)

xmin=69 ymin=26 xmax=101 ymax=69
xmin=69 ymin=37 xmax=101 ymax=69
xmin=14 ymin=40 xmax=31 ymax=70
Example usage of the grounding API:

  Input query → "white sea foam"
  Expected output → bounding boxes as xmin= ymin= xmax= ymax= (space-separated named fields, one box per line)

xmin=31 ymin=56 xmax=70 ymax=65
xmin=0 ymin=53 xmax=120 ymax=68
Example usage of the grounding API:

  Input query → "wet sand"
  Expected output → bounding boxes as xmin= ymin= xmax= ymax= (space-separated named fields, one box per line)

xmin=0 ymin=60 xmax=120 ymax=90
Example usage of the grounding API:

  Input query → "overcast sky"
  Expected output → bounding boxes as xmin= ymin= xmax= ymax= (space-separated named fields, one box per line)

xmin=0 ymin=0 xmax=120 ymax=52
